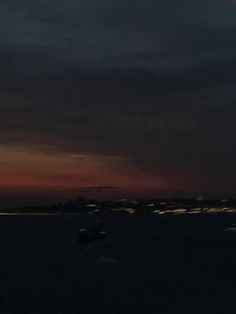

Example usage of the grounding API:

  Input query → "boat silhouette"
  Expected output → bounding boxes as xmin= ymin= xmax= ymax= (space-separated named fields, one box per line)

xmin=78 ymin=225 xmax=107 ymax=243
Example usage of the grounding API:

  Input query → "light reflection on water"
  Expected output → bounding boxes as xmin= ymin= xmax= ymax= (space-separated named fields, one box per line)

xmin=0 ymin=212 xmax=70 ymax=216
xmin=172 ymin=209 xmax=187 ymax=214
xmin=157 ymin=207 xmax=236 ymax=216
xmin=224 ymin=227 xmax=236 ymax=233
xmin=0 ymin=207 xmax=236 ymax=216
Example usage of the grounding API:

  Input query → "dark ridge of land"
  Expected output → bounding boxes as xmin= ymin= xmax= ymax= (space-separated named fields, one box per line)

xmin=2 ymin=197 xmax=236 ymax=215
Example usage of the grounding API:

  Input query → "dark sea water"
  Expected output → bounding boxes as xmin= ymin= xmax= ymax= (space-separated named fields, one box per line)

xmin=0 ymin=213 xmax=236 ymax=314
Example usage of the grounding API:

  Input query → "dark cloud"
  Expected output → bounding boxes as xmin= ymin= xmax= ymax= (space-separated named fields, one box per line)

xmin=0 ymin=0 xmax=236 ymax=195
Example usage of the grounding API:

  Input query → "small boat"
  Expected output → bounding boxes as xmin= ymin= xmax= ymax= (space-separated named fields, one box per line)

xmin=78 ymin=225 xmax=107 ymax=243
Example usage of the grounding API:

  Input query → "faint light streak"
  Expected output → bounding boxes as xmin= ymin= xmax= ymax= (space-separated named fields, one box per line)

xmin=188 ymin=210 xmax=201 ymax=214
xmin=172 ymin=208 xmax=187 ymax=215
xmin=224 ymin=227 xmax=236 ymax=233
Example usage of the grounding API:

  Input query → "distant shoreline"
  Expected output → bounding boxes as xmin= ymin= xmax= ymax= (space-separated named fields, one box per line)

xmin=1 ymin=198 xmax=236 ymax=216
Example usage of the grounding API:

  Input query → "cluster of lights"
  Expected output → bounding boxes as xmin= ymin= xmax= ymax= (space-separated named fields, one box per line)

xmin=112 ymin=207 xmax=136 ymax=214
xmin=152 ymin=207 xmax=236 ymax=215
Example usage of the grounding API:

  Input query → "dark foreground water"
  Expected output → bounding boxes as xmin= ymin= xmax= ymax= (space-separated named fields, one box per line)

xmin=0 ymin=213 xmax=236 ymax=314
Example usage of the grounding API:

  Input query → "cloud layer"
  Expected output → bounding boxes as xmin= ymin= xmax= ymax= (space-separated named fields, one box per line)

xmin=0 ymin=0 xmax=236 ymax=196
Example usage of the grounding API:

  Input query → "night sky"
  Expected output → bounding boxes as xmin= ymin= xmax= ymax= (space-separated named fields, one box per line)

xmin=0 ymin=0 xmax=236 ymax=201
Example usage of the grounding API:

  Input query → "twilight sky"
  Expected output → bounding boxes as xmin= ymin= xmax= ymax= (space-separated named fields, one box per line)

xmin=0 ymin=0 xmax=236 ymax=201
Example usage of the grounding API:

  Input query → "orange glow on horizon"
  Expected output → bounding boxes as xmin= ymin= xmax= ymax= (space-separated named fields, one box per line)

xmin=0 ymin=145 xmax=169 ymax=196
